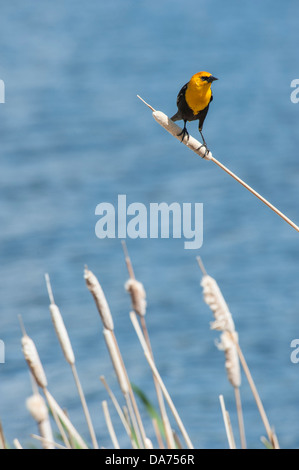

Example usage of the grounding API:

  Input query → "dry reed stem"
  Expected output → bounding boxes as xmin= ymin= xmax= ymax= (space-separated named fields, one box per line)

xmin=173 ymin=429 xmax=183 ymax=449
xmin=234 ymin=386 xmax=247 ymax=450
xmin=31 ymin=434 xmax=67 ymax=449
xmin=144 ymin=350 xmax=194 ymax=450
xmin=45 ymin=274 xmax=99 ymax=449
xmin=260 ymin=435 xmax=278 ymax=449
xmin=43 ymin=389 xmax=88 ymax=449
xmin=34 ymin=365 xmax=69 ymax=446
xmin=13 ymin=439 xmax=23 ymax=449
xmin=48 ymin=399 xmax=72 ymax=449
xmin=110 ymin=331 xmax=148 ymax=449
xmin=152 ymin=418 xmax=165 ymax=449
xmin=197 ymin=259 xmax=246 ymax=447
xmin=103 ymin=329 xmax=129 ymax=395
xmin=84 ymin=266 xmax=114 ymax=331
xmin=132 ymin=313 xmax=175 ymax=449
xmin=100 ymin=376 xmax=134 ymax=444
xmin=130 ymin=312 xmax=193 ymax=449
xmin=122 ymin=242 xmax=147 ymax=317
xmin=137 ymin=95 xmax=299 ymax=233
xmin=140 ymin=313 xmax=175 ymax=446
xmin=38 ymin=387 xmax=72 ymax=449
xmin=85 ymin=263 xmax=149 ymax=448
xmin=121 ymin=240 xmax=135 ymax=279
xmin=122 ymin=242 xmax=175 ymax=449
xmin=122 ymin=405 xmax=138 ymax=449
xmin=232 ymin=337 xmax=279 ymax=449
xmin=0 ymin=421 xmax=6 ymax=449
xmin=271 ymin=431 xmax=280 ymax=449
xmin=102 ymin=400 xmax=120 ymax=449
xmin=84 ymin=262 xmax=146 ymax=448
xmin=125 ymin=392 xmax=143 ymax=449
xmin=219 ymin=395 xmax=236 ymax=449
xmin=26 ymin=393 xmax=54 ymax=449
xmin=71 ymin=364 xmax=99 ymax=449
xmin=102 ymin=328 xmax=145 ymax=449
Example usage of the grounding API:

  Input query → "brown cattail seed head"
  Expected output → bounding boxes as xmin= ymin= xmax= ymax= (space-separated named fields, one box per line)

xmin=125 ymin=279 xmax=147 ymax=317
xmin=217 ymin=331 xmax=241 ymax=388
xmin=21 ymin=335 xmax=48 ymax=388
xmin=103 ymin=329 xmax=129 ymax=395
xmin=49 ymin=304 xmax=75 ymax=365
xmin=84 ymin=267 xmax=114 ymax=330
xmin=26 ymin=393 xmax=49 ymax=423
xmin=201 ymin=275 xmax=235 ymax=332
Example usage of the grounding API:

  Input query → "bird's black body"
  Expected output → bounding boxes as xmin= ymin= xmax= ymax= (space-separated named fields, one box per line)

xmin=171 ymin=82 xmax=213 ymax=131
xmin=170 ymin=71 xmax=217 ymax=155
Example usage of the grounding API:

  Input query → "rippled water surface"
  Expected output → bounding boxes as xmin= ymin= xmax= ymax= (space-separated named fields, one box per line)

xmin=0 ymin=0 xmax=298 ymax=449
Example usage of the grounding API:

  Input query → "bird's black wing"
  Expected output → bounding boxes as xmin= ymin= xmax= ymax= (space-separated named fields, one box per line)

xmin=176 ymin=82 xmax=188 ymax=109
xmin=171 ymin=82 xmax=190 ymax=121
xmin=173 ymin=82 xmax=196 ymax=121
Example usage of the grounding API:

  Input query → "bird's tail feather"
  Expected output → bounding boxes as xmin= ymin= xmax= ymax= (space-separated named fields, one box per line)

xmin=170 ymin=112 xmax=180 ymax=122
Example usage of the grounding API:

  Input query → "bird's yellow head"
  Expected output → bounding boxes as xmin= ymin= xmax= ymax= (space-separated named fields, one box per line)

xmin=190 ymin=71 xmax=218 ymax=88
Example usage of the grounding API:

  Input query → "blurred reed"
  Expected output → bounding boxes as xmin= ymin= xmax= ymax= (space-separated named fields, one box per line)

xmin=0 ymin=252 xmax=279 ymax=450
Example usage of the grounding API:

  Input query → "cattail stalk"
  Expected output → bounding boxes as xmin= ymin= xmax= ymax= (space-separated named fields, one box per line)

xmin=144 ymin=350 xmax=193 ymax=449
xmin=45 ymin=274 xmax=98 ymax=449
xmin=30 ymin=434 xmax=67 ymax=449
xmin=103 ymin=329 xmax=129 ymax=395
xmin=219 ymin=395 xmax=236 ymax=449
xmin=100 ymin=376 xmax=134 ymax=445
xmin=234 ymin=386 xmax=246 ymax=451
xmin=102 ymin=327 xmax=143 ymax=448
xmin=130 ymin=311 xmax=194 ymax=449
xmin=152 ymin=418 xmax=165 ymax=449
xmin=19 ymin=317 xmax=70 ymax=445
xmin=111 ymin=332 xmax=148 ymax=449
xmin=0 ymin=421 xmax=6 ymax=449
xmin=137 ymin=95 xmax=299 ymax=233
xmin=43 ymin=389 xmax=88 ymax=449
xmin=19 ymin=316 xmax=86 ymax=449
xmin=84 ymin=266 xmax=147 ymax=448
xmin=102 ymin=400 xmax=120 ymax=449
xmin=198 ymin=258 xmax=280 ymax=449
xmin=232 ymin=336 xmax=279 ymax=449
xmin=198 ymin=259 xmax=246 ymax=449
xmin=13 ymin=439 xmax=23 ymax=449
xmin=122 ymin=242 xmax=175 ymax=449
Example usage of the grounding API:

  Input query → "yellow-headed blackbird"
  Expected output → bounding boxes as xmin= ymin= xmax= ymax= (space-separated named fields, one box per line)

xmin=171 ymin=71 xmax=218 ymax=154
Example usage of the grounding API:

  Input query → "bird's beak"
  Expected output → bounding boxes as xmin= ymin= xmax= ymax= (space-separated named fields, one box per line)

xmin=208 ymin=76 xmax=218 ymax=83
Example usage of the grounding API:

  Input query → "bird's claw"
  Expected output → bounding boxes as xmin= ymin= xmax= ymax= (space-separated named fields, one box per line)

xmin=196 ymin=143 xmax=210 ymax=159
xmin=177 ymin=128 xmax=189 ymax=143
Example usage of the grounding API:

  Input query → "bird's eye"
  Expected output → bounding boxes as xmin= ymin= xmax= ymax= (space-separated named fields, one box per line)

xmin=201 ymin=76 xmax=209 ymax=82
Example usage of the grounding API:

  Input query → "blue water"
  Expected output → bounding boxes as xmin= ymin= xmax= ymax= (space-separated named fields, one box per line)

xmin=0 ymin=0 xmax=298 ymax=449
